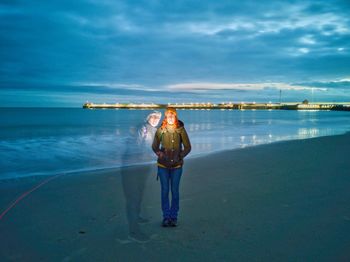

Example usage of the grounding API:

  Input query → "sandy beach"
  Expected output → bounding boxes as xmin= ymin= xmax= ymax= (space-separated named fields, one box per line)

xmin=1 ymin=132 xmax=350 ymax=261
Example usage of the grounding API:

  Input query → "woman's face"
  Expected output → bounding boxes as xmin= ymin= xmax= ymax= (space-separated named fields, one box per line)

xmin=166 ymin=112 xmax=176 ymax=125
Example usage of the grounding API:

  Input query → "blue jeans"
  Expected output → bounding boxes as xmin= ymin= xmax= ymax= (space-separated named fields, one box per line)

xmin=157 ymin=166 xmax=183 ymax=219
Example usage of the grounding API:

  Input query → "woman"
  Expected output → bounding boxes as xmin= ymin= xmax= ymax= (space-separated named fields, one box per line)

xmin=121 ymin=111 xmax=161 ymax=243
xmin=152 ymin=107 xmax=191 ymax=227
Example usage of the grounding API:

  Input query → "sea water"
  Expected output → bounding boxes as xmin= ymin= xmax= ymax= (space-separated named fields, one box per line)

xmin=0 ymin=108 xmax=349 ymax=180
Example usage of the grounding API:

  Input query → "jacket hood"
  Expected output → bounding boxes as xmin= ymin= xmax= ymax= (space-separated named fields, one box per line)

xmin=145 ymin=110 xmax=162 ymax=123
xmin=174 ymin=119 xmax=184 ymax=133
xmin=178 ymin=120 xmax=184 ymax=128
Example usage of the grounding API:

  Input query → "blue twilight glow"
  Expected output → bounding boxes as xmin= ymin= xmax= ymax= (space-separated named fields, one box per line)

xmin=1 ymin=0 xmax=350 ymax=107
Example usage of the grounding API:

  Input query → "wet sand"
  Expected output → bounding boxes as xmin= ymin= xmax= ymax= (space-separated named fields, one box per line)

xmin=1 ymin=132 xmax=350 ymax=261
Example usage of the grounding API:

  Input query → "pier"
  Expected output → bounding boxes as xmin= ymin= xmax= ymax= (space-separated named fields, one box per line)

xmin=82 ymin=102 xmax=350 ymax=111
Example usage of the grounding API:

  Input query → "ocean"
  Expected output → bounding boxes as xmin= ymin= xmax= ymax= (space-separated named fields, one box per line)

xmin=0 ymin=108 xmax=349 ymax=180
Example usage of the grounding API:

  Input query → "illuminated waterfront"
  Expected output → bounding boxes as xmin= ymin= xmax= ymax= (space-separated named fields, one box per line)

xmin=83 ymin=101 xmax=350 ymax=111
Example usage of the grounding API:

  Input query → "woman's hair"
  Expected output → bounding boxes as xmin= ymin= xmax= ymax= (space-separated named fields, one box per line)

xmin=161 ymin=107 xmax=180 ymax=129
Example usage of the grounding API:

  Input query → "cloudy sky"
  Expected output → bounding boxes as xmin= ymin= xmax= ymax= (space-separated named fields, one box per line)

xmin=1 ymin=0 xmax=350 ymax=107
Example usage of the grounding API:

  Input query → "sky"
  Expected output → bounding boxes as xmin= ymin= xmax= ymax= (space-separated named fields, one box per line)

xmin=1 ymin=0 xmax=350 ymax=107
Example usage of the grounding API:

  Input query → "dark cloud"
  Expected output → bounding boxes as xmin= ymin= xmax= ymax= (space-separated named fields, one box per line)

xmin=0 ymin=0 xmax=349 ymax=106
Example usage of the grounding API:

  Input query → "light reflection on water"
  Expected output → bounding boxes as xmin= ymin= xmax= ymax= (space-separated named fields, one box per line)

xmin=179 ymin=110 xmax=349 ymax=157
xmin=0 ymin=108 xmax=349 ymax=179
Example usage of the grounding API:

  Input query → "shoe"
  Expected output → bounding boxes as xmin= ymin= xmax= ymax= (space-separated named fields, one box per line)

xmin=162 ymin=218 xmax=171 ymax=227
xmin=169 ymin=218 xmax=177 ymax=227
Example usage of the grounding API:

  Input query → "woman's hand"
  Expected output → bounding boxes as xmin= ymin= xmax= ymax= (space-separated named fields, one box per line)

xmin=156 ymin=151 xmax=165 ymax=159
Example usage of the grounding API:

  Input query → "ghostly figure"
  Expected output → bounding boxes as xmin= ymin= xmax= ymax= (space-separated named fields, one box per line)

xmin=138 ymin=112 xmax=162 ymax=145
xmin=120 ymin=111 xmax=161 ymax=243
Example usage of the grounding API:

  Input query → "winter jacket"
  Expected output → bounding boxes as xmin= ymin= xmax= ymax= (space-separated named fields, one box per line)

xmin=152 ymin=120 xmax=191 ymax=168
